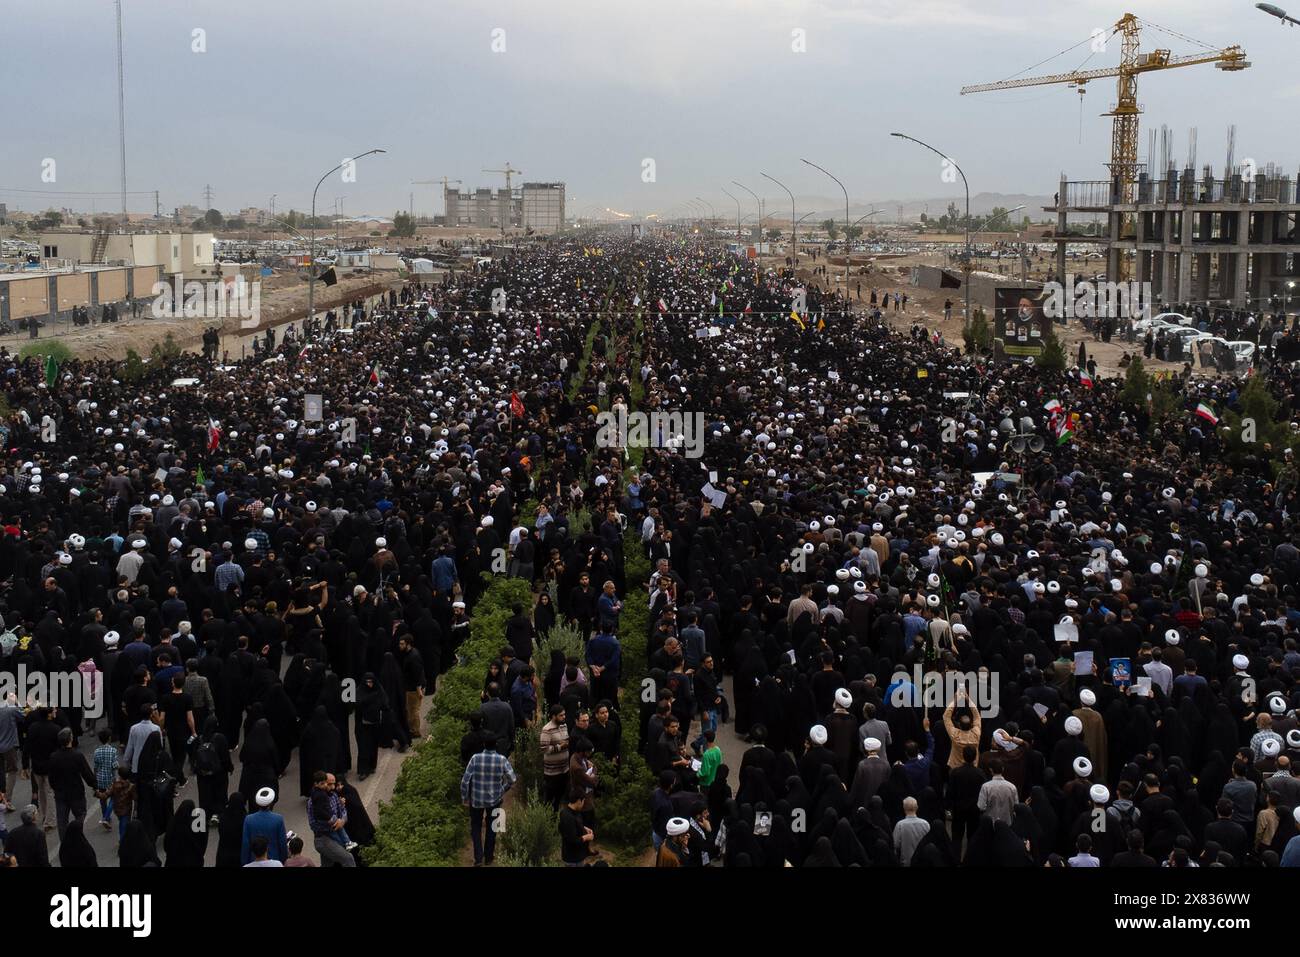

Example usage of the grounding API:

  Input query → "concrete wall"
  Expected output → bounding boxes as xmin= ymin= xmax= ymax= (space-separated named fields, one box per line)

xmin=54 ymin=273 xmax=90 ymax=311
xmin=98 ymin=269 xmax=127 ymax=302
xmin=6 ymin=277 xmax=49 ymax=319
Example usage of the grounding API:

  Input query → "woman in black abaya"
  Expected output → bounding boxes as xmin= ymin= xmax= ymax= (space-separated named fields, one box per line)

xmin=379 ymin=652 xmax=410 ymax=747
xmin=196 ymin=714 xmax=234 ymax=822
xmin=803 ymin=836 xmax=841 ymax=867
xmin=912 ymin=819 xmax=959 ymax=867
xmin=119 ymin=820 xmax=160 ymax=867
xmin=263 ymin=681 xmax=300 ymax=776
xmin=318 ymin=670 xmax=354 ymax=772
xmin=1012 ymin=802 xmax=1047 ymax=864
xmin=237 ymin=718 xmax=280 ymax=805
xmin=337 ymin=775 xmax=374 ymax=847
xmin=164 ymin=800 xmax=208 ymax=867
xmin=299 ymin=705 xmax=342 ymax=797
xmin=58 ymin=820 xmax=98 ymax=867
xmin=831 ymin=816 xmax=870 ymax=867
xmin=215 ymin=793 xmax=247 ymax=867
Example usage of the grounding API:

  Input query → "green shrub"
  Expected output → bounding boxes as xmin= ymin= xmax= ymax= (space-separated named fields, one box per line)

xmin=512 ymin=720 xmax=545 ymax=797
xmin=536 ymin=619 xmax=585 ymax=669
xmin=19 ymin=339 xmax=73 ymax=364
xmin=367 ymin=573 xmax=531 ymax=866
xmin=593 ymin=753 xmax=653 ymax=849
xmin=498 ymin=786 xmax=559 ymax=866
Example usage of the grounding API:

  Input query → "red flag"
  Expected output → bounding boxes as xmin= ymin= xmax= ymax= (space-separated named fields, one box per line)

xmin=510 ymin=391 xmax=524 ymax=418
xmin=207 ymin=417 xmax=221 ymax=452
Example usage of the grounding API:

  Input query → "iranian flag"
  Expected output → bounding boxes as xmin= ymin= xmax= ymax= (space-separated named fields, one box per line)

xmin=1054 ymin=416 xmax=1075 ymax=445
xmin=369 ymin=363 xmax=381 ymax=386
xmin=207 ymin=417 xmax=222 ymax=452
xmin=1079 ymin=370 xmax=1094 ymax=389
xmin=657 ymin=298 xmax=667 ymax=312
xmin=1195 ymin=402 xmax=1219 ymax=425
xmin=1043 ymin=398 xmax=1063 ymax=415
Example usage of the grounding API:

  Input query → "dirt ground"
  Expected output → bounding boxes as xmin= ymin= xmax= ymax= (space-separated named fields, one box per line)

xmin=770 ymin=246 xmax=1181 ymax=379
xmin=0 ymin=272 xmax=404 ymax=362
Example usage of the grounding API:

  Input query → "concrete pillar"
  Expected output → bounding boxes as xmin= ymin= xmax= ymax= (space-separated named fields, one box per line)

xmin=1234 ymin=252 xmax=1249 ymax=308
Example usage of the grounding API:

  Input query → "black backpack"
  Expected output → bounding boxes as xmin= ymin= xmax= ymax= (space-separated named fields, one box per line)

xmin=194 ymin=740 xmax=219 ymax=776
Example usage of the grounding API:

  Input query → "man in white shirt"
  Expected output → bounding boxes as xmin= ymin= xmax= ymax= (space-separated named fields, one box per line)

xmin=977 ymin=757 xmax=1019 ymax=825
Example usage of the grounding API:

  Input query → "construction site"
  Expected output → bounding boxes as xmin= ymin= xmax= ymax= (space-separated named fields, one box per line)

xmin=962 ymin=12 xmax=1299 ymax=309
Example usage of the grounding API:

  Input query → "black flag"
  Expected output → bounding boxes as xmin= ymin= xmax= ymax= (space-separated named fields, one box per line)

xmin=316 ymin=265 xmax=338 ymax=286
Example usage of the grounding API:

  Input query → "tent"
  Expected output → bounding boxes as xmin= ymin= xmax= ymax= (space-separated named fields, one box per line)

xmin=409 ymin=258 xmax=435 ymax=274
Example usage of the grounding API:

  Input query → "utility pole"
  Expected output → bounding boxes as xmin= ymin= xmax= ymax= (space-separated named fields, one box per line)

xmin=154 ymin=190 xmax=160 ymax=220
xmin=115 ymin=0 xmax=128 ymax=228
xmin=203 ymin=184 xmax=214 ymax=210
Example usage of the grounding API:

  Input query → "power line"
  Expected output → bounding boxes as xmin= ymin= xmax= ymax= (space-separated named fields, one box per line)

xmin=0 ymin=187 xmax=156 ymax=195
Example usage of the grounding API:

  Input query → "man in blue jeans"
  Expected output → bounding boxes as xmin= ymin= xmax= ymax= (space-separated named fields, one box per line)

xmin=460 ymin=733 xmax=517 ymax=866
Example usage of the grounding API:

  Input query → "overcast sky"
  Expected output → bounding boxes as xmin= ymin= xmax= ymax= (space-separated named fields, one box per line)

xmin=4 ymin=0 xmax=1298 ymax=220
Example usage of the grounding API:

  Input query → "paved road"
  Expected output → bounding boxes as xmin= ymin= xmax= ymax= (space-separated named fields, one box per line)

xmin=12 ymin=693 xmax=434 ymax=867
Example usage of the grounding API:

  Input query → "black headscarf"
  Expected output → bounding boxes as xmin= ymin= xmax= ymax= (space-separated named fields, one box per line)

xmin=803 ymin=835 xmax=841 ymax=867
xmin=119 ymin=820 xmax=160 ymax=867
xmin=164 ymin=799 xmax=208 ymax=867
xmin=215 ymin=793 xmax=247 ymax=867
xmin=58 ymin=819 xmax=98 ymax=867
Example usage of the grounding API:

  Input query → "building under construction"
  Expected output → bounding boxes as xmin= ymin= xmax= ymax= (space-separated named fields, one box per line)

xmin=443 ymin=182 xmax=566 ymax=232
xmin=1050 ymin=160 xmax=1300 ymax=309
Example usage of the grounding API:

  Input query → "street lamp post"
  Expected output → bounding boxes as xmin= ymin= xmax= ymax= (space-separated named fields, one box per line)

xmin=720 ymin=187 xmax=742 ymax=242
xmin=800 ymin=159 xmax=850 ymax=307
xmin=307 ymin=149 xmax=385 ymax=329
xmin=891 ymin=133 xmax=970 ymax=326
xmin=695 ymin=197 xmax=716 ymax=230
xmin=731 ymin=180 xmax=763 ymax=246
xmin=1006 ymin=204 xmax=1028 ymax=285
xmin=761 ymin=172 xmax=797 ymax=265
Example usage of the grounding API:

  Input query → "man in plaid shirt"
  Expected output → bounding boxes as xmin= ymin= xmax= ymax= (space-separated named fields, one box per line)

xmin=460 ymin=735 xmax=516 ymax=866
xmin=92 ymin=730 xmax=118 ymax=830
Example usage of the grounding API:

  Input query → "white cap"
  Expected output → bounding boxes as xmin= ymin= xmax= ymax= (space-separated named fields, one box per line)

xmin=244 ymin=538 xmax=258 ymax=551
xmin=306 ymin=501 xmax=318 ymax=512
xmin=104 ymin=631 xmax=119 ymax=647
xmin=58 ymin=553 xmax=71 ymax=565
xmin=1089 ymin=784 xmax=1110 ymax=804
xmin=375 ymin=537 xmax=387 ymax=549
xmin=1233 ymin=654 xmax=1249 ymax=672
xmin=864 ymin=737 xmax=882 ymax=752
xmin=1047 ymin=581 xmax=1060 ymax=594
xmin=1164 ymin=628 xmax=1180 ymax=644
xmin=1079 ymin=688 xmax=1096 ymax=707
xmin=810 ymin=724 xmax=828 ymax=746
xmin=453 ymin=600 xmax=466 ymax=610
xmin=1262 ymin=737 xmax=1282 ymax=757
xmin=481 ymin=516 xmax=494 ymax=527
xmin=1065 ymin=716 xmax=1083 ymax=736
xmin=1072 ymin=756 xmax=1092 ymax=777
xmin=952 ymin=623 xmax=969 ymax=637
xmin=1269 ymin=695 xmax=1287 ymax=715
xmin=353 ymin=585 xmax=367 ymax=597
xmin=827 ymin=585 xmax=839 ymax=597
xmin=1250 ymin=573 xmax=1265 ymax=587
xmin=255 ymin=787 xmax=276 ymax=808
xmin=834 ymin=688 xmax=852 ymax=710
xmin=853 ymin=580 xmax=867 ymax=594
xmin=262 ymin=508 xmax=275 ymax=519
xmin=1294 ymin=807 xmax=1300 ymax=826
xmin=666 ymin=817 xmax=689 ymax=836
xmin=1287 ymin=729 xmax=1300 ymax=749
xmin=835 ymin=568 xmax=850 ymax=581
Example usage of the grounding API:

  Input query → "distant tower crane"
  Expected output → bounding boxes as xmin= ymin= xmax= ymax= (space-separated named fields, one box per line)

xmin=483 ymin=164 xmax=522 ymax=234
xmin=411 ymin=177 xmax=462 ymax=218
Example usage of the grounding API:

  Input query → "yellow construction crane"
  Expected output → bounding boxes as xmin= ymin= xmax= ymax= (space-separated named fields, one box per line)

xmin=961 ymin=13 xmax=1249 ymax=197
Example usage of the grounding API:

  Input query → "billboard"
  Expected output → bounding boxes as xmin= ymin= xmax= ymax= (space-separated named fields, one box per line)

xmin=994 ymin=286 xmax=1047 ymax=360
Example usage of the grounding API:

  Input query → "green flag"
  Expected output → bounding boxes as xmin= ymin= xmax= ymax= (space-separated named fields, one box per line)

xmin=195 ymin=466 xmax=206 ymax=486
xmin=44 ymin=353 xmax=58 ymax=388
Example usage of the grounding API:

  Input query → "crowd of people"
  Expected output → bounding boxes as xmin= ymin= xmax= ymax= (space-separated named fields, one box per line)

xmin=2 ymin=231 xmax=1300 ymax=870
